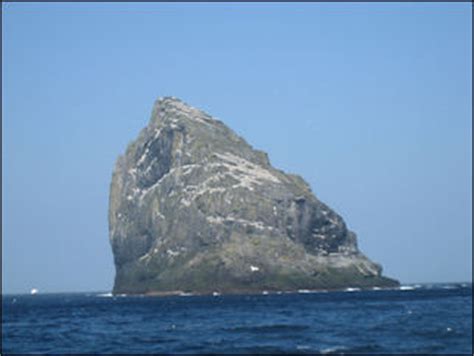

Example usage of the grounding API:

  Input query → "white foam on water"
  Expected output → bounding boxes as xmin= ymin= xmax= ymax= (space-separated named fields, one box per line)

xmin=442 ymin=285 xmax=456 ymax=289
xmin=296 ymin=345 xmax=311 ymax=350
xmin=344 ymin=287 xmax=360 ymax=292
xmin=321 ymin=346 xmax=347 ymax=354
xmin=297 ymin=289 xmax=311 ymax=294
xmin=97 ymin=292 xmax=113 ymax=297
xmin=399 ymin=285 xmax=415 ymax=291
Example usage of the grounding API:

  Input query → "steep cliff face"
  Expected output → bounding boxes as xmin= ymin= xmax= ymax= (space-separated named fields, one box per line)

xmin=109 ymin=97 xmax=398 ymax=294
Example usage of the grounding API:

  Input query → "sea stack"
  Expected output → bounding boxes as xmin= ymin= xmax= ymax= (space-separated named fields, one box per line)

xmin=109 ymin=97 xmax=398 ymax=295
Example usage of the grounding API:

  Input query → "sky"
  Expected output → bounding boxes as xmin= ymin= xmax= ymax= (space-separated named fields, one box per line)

xmin=2 ymin=3 xmax=471 ymax=294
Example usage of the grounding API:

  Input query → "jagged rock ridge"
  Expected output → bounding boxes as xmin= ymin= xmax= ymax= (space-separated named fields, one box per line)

xmin=109 ymin=97 xmax=398 ymax=294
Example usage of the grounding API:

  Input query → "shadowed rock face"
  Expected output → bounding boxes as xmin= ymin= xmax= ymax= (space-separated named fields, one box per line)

xmin=109 ymin=97 xmax=398 ymax=294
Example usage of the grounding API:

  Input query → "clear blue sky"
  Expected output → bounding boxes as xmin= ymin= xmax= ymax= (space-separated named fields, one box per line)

xmin=2 ymin=3 xmax=471 ymax=294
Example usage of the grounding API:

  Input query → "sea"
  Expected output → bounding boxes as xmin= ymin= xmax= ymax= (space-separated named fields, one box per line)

xmin=2 ymin=283 xmax=472 ymax=354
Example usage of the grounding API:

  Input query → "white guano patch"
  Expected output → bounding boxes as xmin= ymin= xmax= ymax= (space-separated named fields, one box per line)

xmin=180 ymin=197 xmax=191 ymax=207
xmin=136 ymin=148 xmax=150 ymax=166
xmin=206 ymin=216 xmax=224 ymax=224
xmin=143 ymin=158 xmax=157 ymax=174
xmin=206 ymin=215 xmax=274 ymax=231
xmin=250 ymin=265 xmax=259 ymax=272
xmin=167 ymin=249 xmax=180 ymax=257
xmin=138 ymin=164 xmax=203 ymax=203
xmin=136 ymin=151 xmax=281 ymax=204
xmin=155 ymin=211 xmax=165 ymax=219
xmin=138 ymin=246 xmax=161 ymax=262
xmin=166 ymin=100 xmax=214 ymax=126
xmin=138 ymin=166 xmax=180 ymax=201
xmin=213 ymin=152 xmax=280 ymax=191
xmin=152 ymin=128 xmax=162 ymax=140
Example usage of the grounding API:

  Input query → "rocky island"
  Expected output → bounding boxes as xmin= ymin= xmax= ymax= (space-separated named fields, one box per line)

xmin=109 ymin=97 xmax=399 ymax=295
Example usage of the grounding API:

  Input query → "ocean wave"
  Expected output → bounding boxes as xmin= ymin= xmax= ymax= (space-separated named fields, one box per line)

xmin=320 ymin=343 xmax=383 ymax=354
xmin=96 ymin=292 xmax=129 ymax=298
xmin=320 ymin=346 xmax=348 ymax=354
xmin=224 ymin=324 xmax=310 ymax=333
xmin=96 ymin=292 xmax=113 ymax=297
xmin=344 ymin=287 xmax=361 ymax=292
xmin=296 ymin=344 xmax=311 ymax=350
xmin=297 ymin=289 xmax=312 ymax=294
xmin=179 ymin=292 xmax=193 ymax=297
xmin=441 ymin=285 xmax=457 ymax=290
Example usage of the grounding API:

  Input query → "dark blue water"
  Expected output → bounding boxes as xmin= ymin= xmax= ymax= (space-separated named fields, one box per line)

xmin=2 ymin=283 xmax=472 ymax=354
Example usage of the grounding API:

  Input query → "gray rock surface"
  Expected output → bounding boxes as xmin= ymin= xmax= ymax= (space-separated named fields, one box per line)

xmin=109 ymin=97 xmax=398 ymax=295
